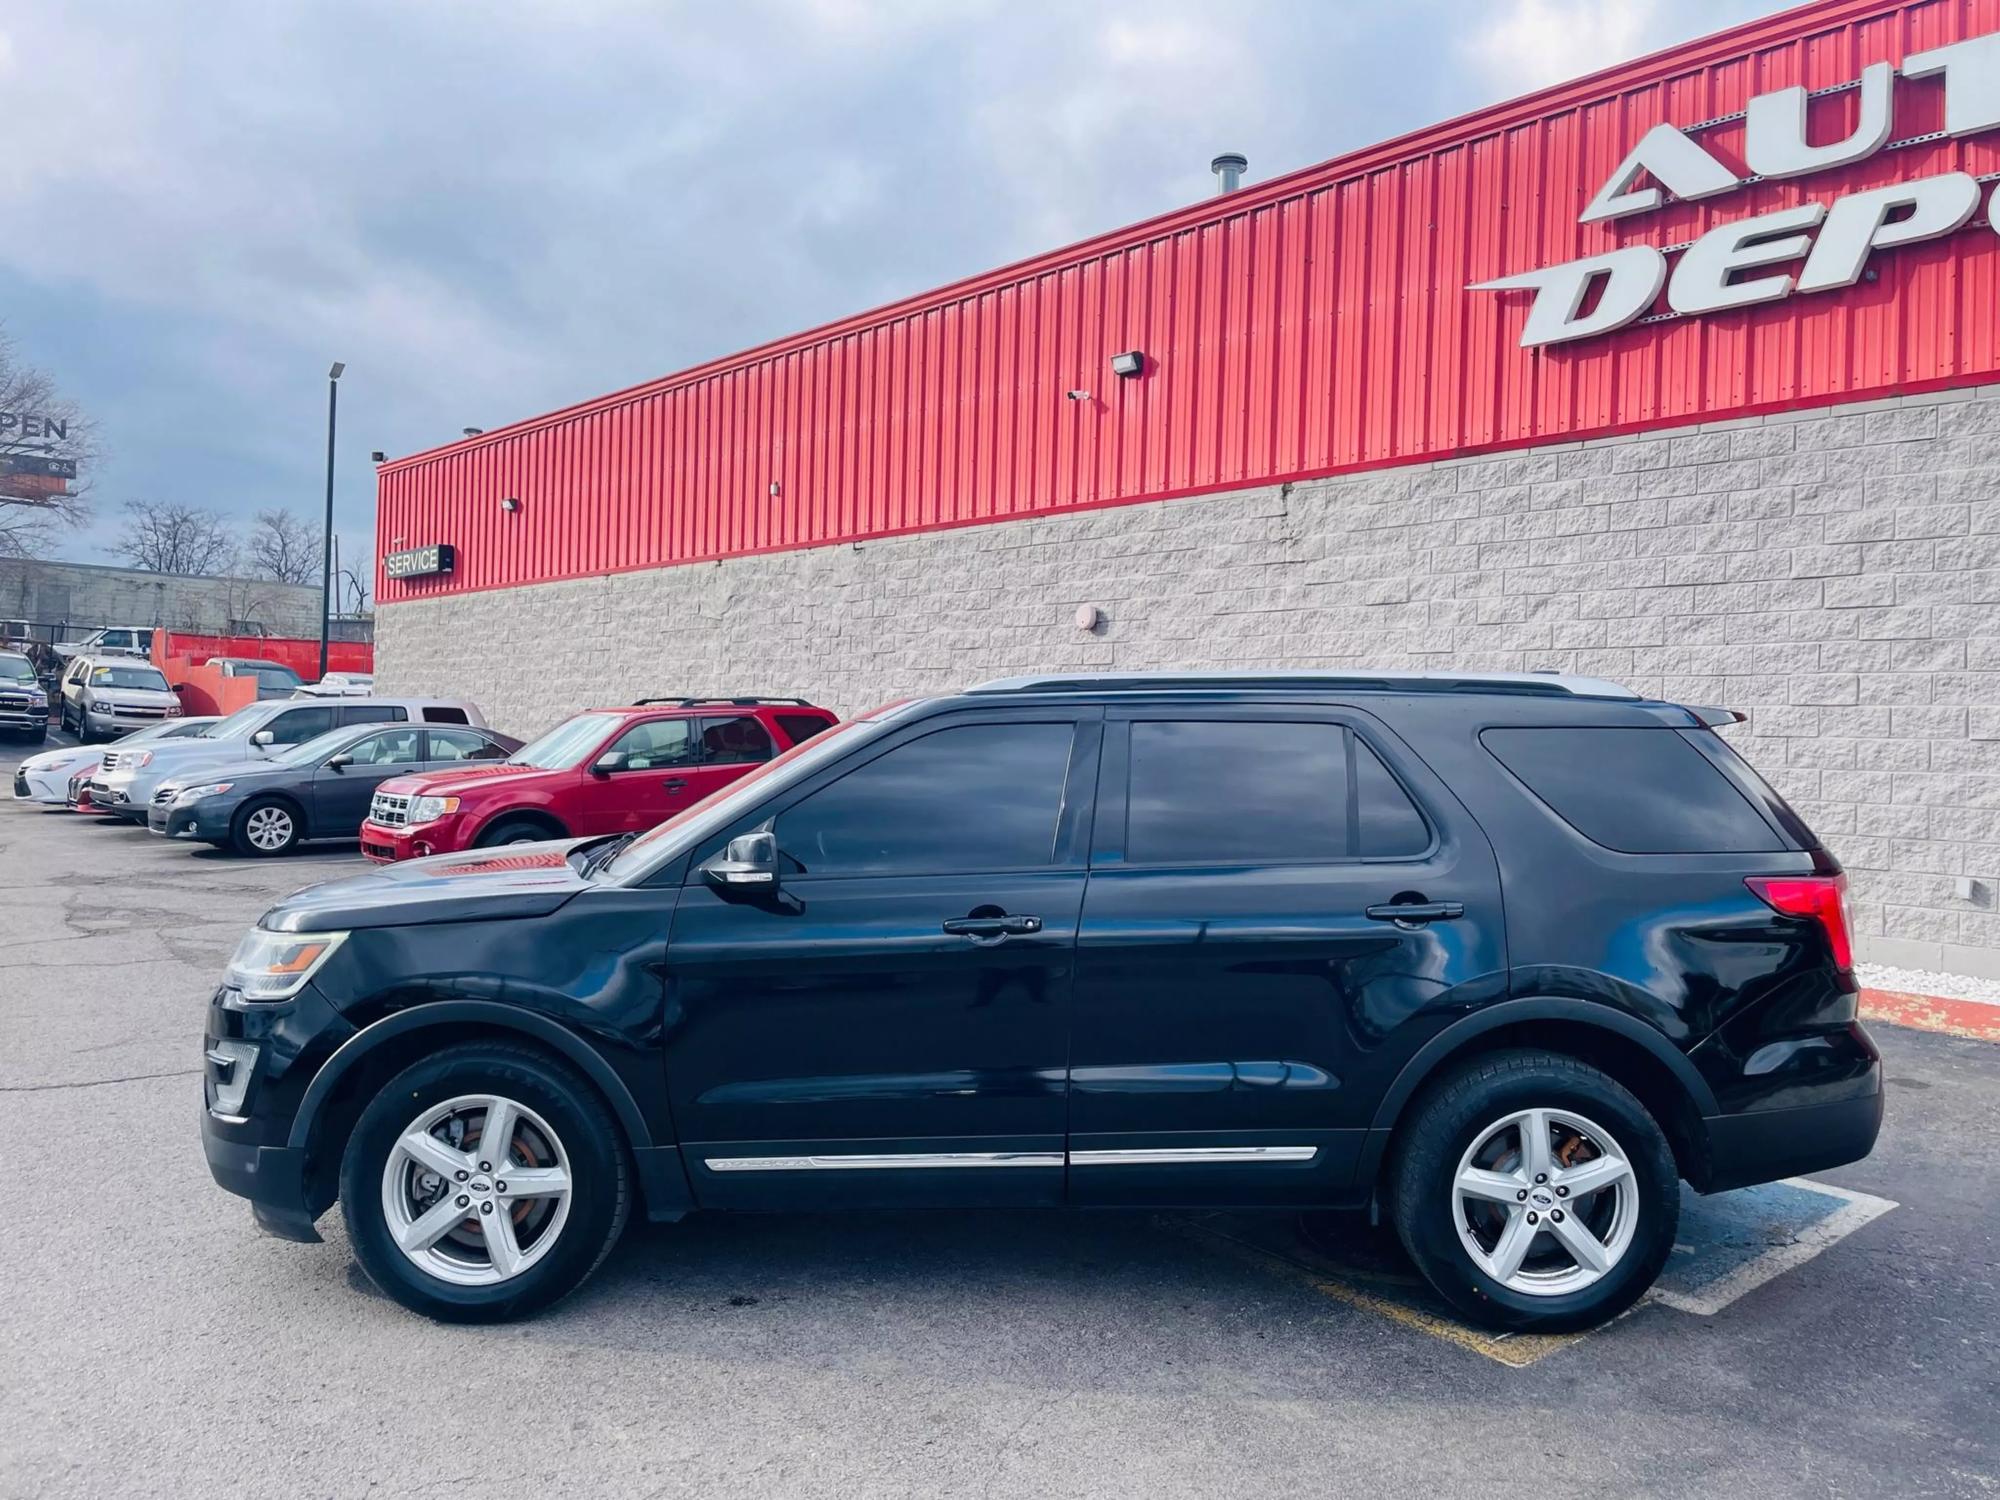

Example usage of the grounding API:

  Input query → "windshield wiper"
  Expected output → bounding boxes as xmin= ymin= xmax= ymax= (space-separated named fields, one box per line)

xmin=578 ymin=831 xmax=637 ymax=877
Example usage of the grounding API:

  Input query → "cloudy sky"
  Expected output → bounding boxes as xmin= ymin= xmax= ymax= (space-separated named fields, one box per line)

xmin=0 ymin=0 xmax=1776 ymax=570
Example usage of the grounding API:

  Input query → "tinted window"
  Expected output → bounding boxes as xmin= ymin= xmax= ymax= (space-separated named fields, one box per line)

xmin=266 ymin=706 xmax=336 ymax=745
xmin=1354 ymin=738 xmax=1431 ymax=857
xmin=1126 ymin=720 xmax=1429 ymax=864
xmin=339 ymin=704 xmax=406 ymax=726
xmin=775 ymin=712 xmax=832 ymax=746
xmin=698 ymin=714 xmax=774 ymax=765
xmin=1482 ymin=726 xmax=1784 ymax=854
xmin=778 ymin=722 xmax=1074 ymax=876
xmin=609 ymin=718 xmax=697 ymax=770
xmin=423 ymin=706 xmax=470 ymax=724
xmin=428 ymin=728 xmax=507 ymax=761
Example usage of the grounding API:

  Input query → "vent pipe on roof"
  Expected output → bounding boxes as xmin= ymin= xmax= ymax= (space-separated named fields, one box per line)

xmin=1211 ymin=153 xmax=1248 ymax=195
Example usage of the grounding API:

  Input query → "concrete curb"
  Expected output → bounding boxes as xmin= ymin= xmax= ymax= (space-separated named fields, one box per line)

xmin=1860 ymin=988 xmax=2000 ymax=1043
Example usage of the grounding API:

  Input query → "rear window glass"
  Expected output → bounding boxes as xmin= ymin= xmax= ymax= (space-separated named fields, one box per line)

xmin=775 ymin=712 xmax=833 ymax=746
xmin=1481 ymin=727 xmax=1784 ymax=854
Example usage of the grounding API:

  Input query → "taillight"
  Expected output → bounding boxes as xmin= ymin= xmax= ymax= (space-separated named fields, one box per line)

xmin=1745 ymin=873 xmax=1853 ymax=972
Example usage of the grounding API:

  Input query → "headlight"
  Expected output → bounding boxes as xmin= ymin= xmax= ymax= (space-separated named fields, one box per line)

xmin=224 ymin=928 xmax=348 ymax=1001
xmin=174 ymin=781 xmax=233 ymax=804
xmin=87 ymin=702 xmax=112 ymax=715
xmin=410 ymin=795 xmax=461 ymax=823
xmin=166 ymin=705 xmax=183 ymax=717
xmin=131 ymin=750 xmax=154 ymax=768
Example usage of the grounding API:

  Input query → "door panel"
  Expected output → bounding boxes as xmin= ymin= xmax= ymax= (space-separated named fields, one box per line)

xmin=311 ymin=727 xmax=424 ymax=834
xmin=1070 ymin=708 xmax=1506 ymax=1207
xmin=662 ymin=711 xmax=1100 ymax=1210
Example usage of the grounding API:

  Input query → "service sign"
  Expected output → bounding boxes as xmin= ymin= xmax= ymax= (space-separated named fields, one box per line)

xmin=1474 ymin=31 xmax=2000 ymax=346
xmin=383 ymin=543 xmax=456 ymax=579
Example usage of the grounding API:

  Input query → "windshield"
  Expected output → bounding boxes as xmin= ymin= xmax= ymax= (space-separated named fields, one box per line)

xmin=0 ymin=657 xmax=33 ymax=681
xmin=508 ymin=712 xmax=624 ymax=770
xmin=89 ymin=665 xmax=171 ymax=692
xmin=604 ymin=709 xmax=909 ymax=880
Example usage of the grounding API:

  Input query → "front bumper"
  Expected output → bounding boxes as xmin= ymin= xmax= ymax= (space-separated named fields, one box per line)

xmin=149 ymin=798 xmax=232 ymax=840
xmin=0 ymin=707 xmax=48 ymax=735
xmin=13 ymin=765 xmax=77 ymax=802
xmin=202 ymin=986 xmax=358 ymax=1242
xmin=360 ymin=817 xmax=456 ymax=862
xmin=88 ymin=772 xmax=147 ymax=816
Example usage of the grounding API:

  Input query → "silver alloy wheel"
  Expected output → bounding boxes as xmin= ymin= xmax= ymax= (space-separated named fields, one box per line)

xmin=244 ymin=805 xmax=295 ymax=851
xmin=1452 ymin=1106 xmax=1638 ymax=1297
xmin=380 ymin=1093 xmax=573 ymax=1287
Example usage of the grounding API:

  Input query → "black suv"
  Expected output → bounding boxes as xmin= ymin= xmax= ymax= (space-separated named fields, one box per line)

xmin=202 ymin=672 xmax=1881 ymax=1329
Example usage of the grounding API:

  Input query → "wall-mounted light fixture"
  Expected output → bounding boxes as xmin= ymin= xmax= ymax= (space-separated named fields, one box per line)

xmin=769 ymin=480 xmax=781 ymax=497
xmin=1074 ymin=604 xmax=1102 ymax=632
xmin=462 ymin=427 xmax=483 ymax=438
xmin=370 ymin=450 xmax=386 ymax=463
xmin=500 ymin=496 xmax=521 ymax=513
xmin=1066 ymin=389 xmax=1091 ymax=401
xmin=1110 ymin=350 xmax=1145 ymax=377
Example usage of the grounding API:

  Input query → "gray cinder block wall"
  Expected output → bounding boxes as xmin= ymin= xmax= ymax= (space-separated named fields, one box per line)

xmin=378 ymin=383 xmax=2000 ymax=978
xmin=0 ymin=558 xmax=320 ymax=637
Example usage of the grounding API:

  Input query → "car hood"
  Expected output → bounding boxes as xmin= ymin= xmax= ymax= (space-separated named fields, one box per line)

xmin=21 ymin=746 xmax=96 ymax=775
xmin=375 ymin=763 xmax=561 ymax=799
xmin=261 ymin=842 xmax=593 ymax=931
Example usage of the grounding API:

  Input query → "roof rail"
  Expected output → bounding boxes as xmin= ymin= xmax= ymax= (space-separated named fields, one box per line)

xmin=964 ymin=670 xmax=1640 ymax=701
xmin=632 ymin=696 xmax=818 ymax=708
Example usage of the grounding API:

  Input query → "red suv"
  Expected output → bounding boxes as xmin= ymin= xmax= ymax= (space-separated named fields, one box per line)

xmin=359 ymin=698 xmax=837 ymax=861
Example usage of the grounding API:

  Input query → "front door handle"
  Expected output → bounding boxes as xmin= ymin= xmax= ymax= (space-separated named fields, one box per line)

xmin=942 ymin=914 xmax=1044 ymax=938
xmin=1363 ymin=900 xmax=1464 ymax=925
xmin=662 ymin=778 xmax=687 ymax=793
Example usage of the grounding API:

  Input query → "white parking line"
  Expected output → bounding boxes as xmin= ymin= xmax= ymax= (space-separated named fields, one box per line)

xmin=1646 ymin=1178 xmax=1898 ymax=1317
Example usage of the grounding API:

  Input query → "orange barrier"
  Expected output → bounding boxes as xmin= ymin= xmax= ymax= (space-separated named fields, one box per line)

xmin=149 ymin=633 xmax=375 ymax=717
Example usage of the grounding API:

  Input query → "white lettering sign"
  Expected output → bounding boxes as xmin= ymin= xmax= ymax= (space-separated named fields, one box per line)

xmin=1474 ymin=35 xmax=2000 ymax=347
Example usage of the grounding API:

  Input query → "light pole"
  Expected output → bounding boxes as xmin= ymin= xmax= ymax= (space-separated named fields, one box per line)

xmin=319 ymin=361 xmax=344 ymax=677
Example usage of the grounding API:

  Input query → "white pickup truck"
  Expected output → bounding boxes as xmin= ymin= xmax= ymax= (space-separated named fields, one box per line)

xmin=51 ymin=626 xmax=155 ymax=662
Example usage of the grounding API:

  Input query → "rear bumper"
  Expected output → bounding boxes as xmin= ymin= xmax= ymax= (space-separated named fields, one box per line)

xmin=1699 ymin=1079 xmax=1885 ymax=1193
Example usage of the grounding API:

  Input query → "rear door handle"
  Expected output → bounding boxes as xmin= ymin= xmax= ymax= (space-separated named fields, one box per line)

xmin=1363 ymin=901 xmax=1464 ymax=925
xmin=942 ymin=914 xmax=1044 ymax=938
xmin=662 ymin=778 xmax=687 ymax=792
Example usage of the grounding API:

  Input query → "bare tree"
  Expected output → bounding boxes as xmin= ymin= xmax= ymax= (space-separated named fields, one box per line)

xmin=113 ymin=500 xmax=240 ymax=576
xmin=337 ymin=540 xmax=373 ymax=616
xmin=246 ymin=507 xmax=323 ymax=586
xmin=0 ymin=326 xmax=96 ymax=559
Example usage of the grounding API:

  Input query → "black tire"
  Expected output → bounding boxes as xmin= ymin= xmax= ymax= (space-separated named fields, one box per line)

xmin=230 ymin=795 xmax=303 ymax=857
xmin=339 ymin=1041 xmax=631 ymax=1323
xmin=1388 ymin=1048 xmax=1678 ymax=1334
xmin=477 ymin=817 xmax=558 ymax=848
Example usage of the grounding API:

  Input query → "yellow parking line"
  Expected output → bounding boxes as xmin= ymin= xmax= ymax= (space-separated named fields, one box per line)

xmin=1170 ymin=1217 xmax=1597 ymax=1368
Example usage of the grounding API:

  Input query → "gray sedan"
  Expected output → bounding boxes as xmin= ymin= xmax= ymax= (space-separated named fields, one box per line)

xmin=148 ymin=721 xmax=522 ymax=856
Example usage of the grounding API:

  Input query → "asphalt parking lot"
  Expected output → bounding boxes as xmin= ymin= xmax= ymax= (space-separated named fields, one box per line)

xmin=2 ymin=736 xmax=1997 ymax=1500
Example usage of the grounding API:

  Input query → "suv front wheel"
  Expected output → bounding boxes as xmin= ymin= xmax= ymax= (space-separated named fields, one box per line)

xmin=1389 ymin=1049 xmax=1678 ymax=1333
xmin=340 ymin=1042 xmax=630 ymax=1322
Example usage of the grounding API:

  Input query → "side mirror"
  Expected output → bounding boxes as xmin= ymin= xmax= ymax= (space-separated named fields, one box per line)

xmin=591 ymin=750 xmax=629 ymax=776
xmin=701 ymin=830 xmax=779 ymax=890
xmin=250 ymin=729 xmax=274 ymax=747
xmin=325 ymin=753 xmax=353 ymax=771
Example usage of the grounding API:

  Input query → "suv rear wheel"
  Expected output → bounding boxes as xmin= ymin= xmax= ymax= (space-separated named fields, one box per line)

xmin=1389 ymin=1049 xmax=1678 ymax=1333
xmin=339 ymin=1042 xmax=630 ymax=1322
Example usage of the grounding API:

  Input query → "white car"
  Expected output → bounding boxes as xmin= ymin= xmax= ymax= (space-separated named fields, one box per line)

xmin=10 ymin=718 xmax=220 ymax=804
xmin=292 ymin=671 xmax=376 ymax=698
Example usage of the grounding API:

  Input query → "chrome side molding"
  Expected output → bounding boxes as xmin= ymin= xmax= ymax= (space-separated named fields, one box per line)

xmin=702 ymin=1145 xmax=1319 ymax=1171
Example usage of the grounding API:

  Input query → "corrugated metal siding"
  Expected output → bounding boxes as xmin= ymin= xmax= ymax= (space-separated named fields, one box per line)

xmin=378 ymin=0 xmax=2000 ymax=601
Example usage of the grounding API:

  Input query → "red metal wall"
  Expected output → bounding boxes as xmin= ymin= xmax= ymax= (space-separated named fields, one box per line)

xmin=378 ymin=0 xmax=2000 ymax=602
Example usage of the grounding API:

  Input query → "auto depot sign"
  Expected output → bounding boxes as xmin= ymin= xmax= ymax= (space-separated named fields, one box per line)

xmin=1475 ymin=31 xmax=2000 ymax=347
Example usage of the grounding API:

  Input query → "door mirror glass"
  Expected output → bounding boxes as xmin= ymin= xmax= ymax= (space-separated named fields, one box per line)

xmin=701 ymin=829 xmax=779 ymax=890
xmin=250 ymin=728 xmax=275 ymax=747
xmin=592 ymin=750 xmax=630 ymax=776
